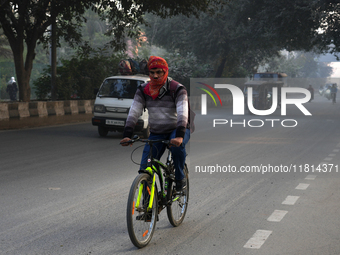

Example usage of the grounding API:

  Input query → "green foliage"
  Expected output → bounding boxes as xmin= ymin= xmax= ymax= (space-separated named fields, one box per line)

xmin=164 ymin=52 xmax=213 ymax=89
xmin=143 ymin=0 xmax=340 ymax=78
xmin=0 ymin=62 xmax=15 ymax=100
xmin=238 ymin=0 xmax=340 ymax=56
xmin=143 ymin=4 xmax=281 ymax=78
xmin=134 ymin=42 xmax=213 ymax=91
xmin=0 ymin=29 xmax=12 ymax=59
xmin=1 ymin=0 xmax=210 ymax=101
xmin=33 ymin=47 xmax=125 ymax=100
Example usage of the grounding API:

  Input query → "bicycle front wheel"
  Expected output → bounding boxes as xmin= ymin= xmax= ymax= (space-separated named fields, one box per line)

xmin=126 ymin=173 xmax=158 ymax=248
xmin=167 ymin=164 xmax=189 ymax=227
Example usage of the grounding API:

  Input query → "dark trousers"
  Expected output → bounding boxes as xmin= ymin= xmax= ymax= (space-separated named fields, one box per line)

xmin=140 ymin=129 xmax=190 ymax=181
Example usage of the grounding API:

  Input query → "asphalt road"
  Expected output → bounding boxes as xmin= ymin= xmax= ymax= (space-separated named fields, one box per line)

xmin=1 ymin=93 xmax=340 ymax=255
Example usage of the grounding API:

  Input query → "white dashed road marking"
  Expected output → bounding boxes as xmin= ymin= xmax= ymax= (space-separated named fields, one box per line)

xmin=324 ymin=157 xmax=333 ymax=161
xmin=282 ymin=196 xmax=300 ymax=205
xmin=295 ymin=183 xmax=310 ymax=190
xmin=267 ymin=210 xmax=288 ymax=222
xmin=305 ymin=175 xmax=317 ymax=180
xmin=244 ymin=230 xmax=273 ymax=249
xmin=333 ymin=149 xmax=339 ymax=152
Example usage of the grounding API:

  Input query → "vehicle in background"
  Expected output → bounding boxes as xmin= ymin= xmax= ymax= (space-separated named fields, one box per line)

xmin=92 ymin=75 xmax=150 ymax=137
xmin=243 ymin=72 xmax=287 ymax=113
xmin=321 ymin=83 xmax=336 ymax=100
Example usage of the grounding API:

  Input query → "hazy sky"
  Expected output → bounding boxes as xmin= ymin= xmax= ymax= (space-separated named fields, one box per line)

xmin=330 ymin=62 xmax=340 ymax=77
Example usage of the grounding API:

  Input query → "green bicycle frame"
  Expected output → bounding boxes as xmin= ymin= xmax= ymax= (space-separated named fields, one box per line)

xmin=135 ymin=139 xmax=173 ymax=212
xmin=135 ymin=158 xmax=169 ymax=211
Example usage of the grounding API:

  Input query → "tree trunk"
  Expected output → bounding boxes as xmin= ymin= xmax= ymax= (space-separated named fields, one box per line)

xmin=51 ymin=9 xmax=57 ymax=101
xmin=11 ymin=42 xmax=31 ymax=102
xmin=9 ymin=36 xmax=36 ymax=102
xmin=215 ymin=57 xmax=227 ymax=78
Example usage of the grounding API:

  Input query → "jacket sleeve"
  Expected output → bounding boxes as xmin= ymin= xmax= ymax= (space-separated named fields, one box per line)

xmin=175 ymin=87 xmax=189 ymax=138
xmin=123 ymin=88 xmax=145 ymax=138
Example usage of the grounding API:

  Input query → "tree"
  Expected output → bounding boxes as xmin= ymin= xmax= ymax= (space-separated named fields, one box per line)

xmin=0 ymin=0 xmax=210 ymax=102
xmin=143 ymin=3 xmax=281 ymax=78
xmin=0 ymin=29 xmax=12 ymax=59
xmin=144 ymin=0 xmax=340 ymax=78
xmin=238 ymin=0 xmax=340 ymax=55
xmin=0 ymin=0 xmax=94 ymax=101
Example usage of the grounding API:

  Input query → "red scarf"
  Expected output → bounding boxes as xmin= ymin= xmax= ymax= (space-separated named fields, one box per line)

xmin=144 ymin=56 xmax=169 ymax=99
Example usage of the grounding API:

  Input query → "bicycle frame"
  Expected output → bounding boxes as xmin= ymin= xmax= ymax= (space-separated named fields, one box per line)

xmin=138 ymin=141 xmax=174 ymax=211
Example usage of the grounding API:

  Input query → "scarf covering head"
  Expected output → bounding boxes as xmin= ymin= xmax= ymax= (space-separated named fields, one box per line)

xmin=145 ymin=56 xmax=169 ymax=99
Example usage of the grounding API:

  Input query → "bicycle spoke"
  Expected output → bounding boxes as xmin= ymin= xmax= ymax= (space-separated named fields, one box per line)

xmin=127 ymin=174 xmax=158 ymax=248
xmin=167 ymin=164 xmax=189 ymax=227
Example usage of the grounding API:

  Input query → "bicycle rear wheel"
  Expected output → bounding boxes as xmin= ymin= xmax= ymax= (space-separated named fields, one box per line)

xmin=166 ymin=164 xmax=189 ymax=227
xmin=126 ymin=173 xmax=158 ymax=248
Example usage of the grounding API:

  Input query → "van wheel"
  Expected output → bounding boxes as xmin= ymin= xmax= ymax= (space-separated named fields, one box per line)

xmin=98 ymin=127 xmax=108 ymax=137
xmin=142 ymin=125 xmax=150 ymax=138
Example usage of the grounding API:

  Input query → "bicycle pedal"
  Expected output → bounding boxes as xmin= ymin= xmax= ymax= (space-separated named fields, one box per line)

xmin=136 ymin=213 xmax=159 ymax=222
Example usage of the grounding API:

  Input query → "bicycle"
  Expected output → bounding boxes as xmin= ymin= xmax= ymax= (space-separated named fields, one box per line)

xmin=122 ymin=135 xmax=189 ymax=248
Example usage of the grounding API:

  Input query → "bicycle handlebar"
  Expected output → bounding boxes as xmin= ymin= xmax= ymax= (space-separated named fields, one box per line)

xmin=120 ymin=135 xmax=176 ymax=147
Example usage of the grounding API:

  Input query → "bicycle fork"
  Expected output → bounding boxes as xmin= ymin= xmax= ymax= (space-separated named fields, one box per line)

xmin=135 ymin=170 xmax=156 ymax=212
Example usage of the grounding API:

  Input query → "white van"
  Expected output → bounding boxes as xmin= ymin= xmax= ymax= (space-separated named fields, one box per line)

xmin=92 ymin=75 xmax=150 ymax=137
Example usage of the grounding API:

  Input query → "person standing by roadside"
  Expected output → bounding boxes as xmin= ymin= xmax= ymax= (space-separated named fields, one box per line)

xmin=6 ymin=77 xmax=18 ymax=101
xmin=330 ymin=83 xmax=338 ymax=103
xmin=307 ymin=85 xmax=314 ymax=102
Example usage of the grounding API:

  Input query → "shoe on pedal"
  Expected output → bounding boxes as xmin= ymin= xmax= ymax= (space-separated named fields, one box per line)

xmin=175 ymin=178 xmax=186 ymax=192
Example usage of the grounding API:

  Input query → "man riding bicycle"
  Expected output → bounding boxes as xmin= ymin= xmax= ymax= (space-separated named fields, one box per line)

xmin=120 ymin=56 xmax=190 ymax=192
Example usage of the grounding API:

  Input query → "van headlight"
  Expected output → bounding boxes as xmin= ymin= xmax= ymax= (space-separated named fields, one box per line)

xmin=94 ymin=104 xmax=106 ymax=113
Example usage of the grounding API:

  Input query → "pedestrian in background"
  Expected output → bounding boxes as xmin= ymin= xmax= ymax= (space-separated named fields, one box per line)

xmin=6 ymin=77 xmax=18 ymax=101
xmin=307 ymin=85 xmax=314 ymax=102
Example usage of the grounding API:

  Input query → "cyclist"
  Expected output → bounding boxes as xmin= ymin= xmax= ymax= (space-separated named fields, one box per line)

xmin=330 ymin=83 xmax=338 ymax=103
xmin=120 ymin=56 xmax=190 ymax=192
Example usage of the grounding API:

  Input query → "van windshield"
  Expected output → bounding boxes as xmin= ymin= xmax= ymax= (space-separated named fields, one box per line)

xmin=98 ymin=79 xmax=145 ymax=99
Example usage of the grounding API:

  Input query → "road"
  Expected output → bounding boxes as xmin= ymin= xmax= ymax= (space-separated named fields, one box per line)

xmin=1 ymin=93 xmax=340 ymax=255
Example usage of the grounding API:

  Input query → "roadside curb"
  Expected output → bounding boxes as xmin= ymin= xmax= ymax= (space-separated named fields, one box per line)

xmin=0 ymin=96 xmax=233 ymax=130
xmin=0 ymin=100 xmax=94 ymax=130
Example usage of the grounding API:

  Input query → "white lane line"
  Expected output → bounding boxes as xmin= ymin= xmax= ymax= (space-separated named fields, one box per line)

xmin=305 ymin=175 xmax=317 ymax=180
xmin=267 ymin=210 xmax=288 ymax=222
xmin=324 ymin=157 xmax=333 ymax=161
xmin=333 ymin=149 xmax=339 ymax=153
xmin=295 ymin=183 xmax=310 ymax=190
xmin=244 ymin=230 xmax=273 ymax=249
xmin=282 ymin=196 xmax=299 ymax=205
xmin=329 ymin=154 xmax=336 ymax=157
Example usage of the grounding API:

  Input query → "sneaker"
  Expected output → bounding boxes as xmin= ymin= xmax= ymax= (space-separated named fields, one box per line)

xmin=175 ymin=178 xmax=186 ymax=192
